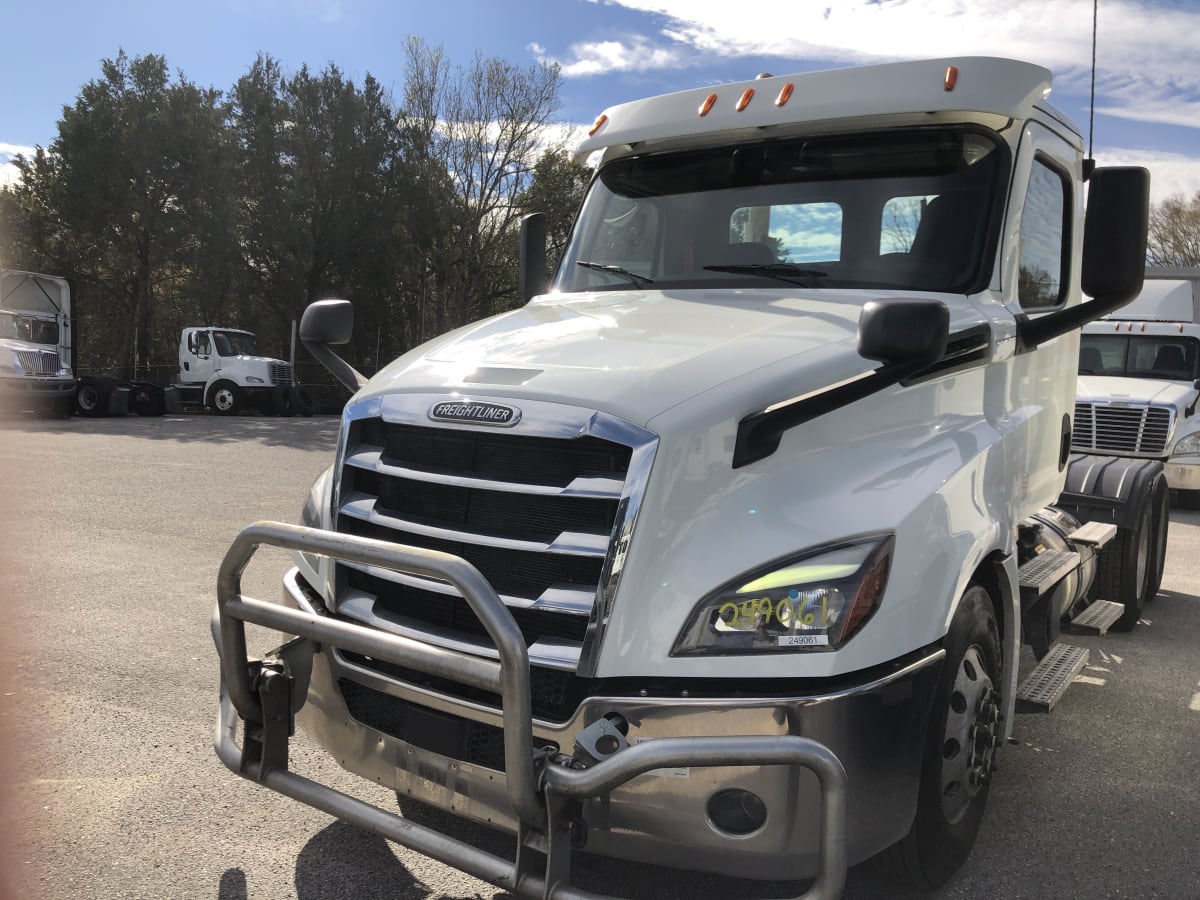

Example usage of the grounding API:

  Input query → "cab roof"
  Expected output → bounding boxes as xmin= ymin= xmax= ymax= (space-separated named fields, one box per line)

xmin=574 ymin=57 xmax=1056 ymax=164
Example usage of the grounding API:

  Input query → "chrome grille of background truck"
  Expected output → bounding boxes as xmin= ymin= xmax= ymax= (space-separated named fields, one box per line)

xmin=1072 ymin=402 xmax=1172 ymax=456
xmin=14 ymin=349 xmax=60 ymax=375
xmin=331 ymin=395 xmax=657 ymax=682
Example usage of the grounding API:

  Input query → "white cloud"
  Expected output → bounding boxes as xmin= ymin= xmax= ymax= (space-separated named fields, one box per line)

xmin=1098 ymin=148 xmax=1200 ymax=205
xmin=547 ymin=1 xmax=1200 ymax=128
xmin=0 ymin=143 xmax=35 ymax=189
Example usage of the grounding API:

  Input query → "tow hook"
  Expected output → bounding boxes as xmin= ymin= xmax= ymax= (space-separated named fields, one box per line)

xmin=571 ymin=713 xmax=630 ymax=767
xmin=242 ymin=659 xmax=294 ymax=780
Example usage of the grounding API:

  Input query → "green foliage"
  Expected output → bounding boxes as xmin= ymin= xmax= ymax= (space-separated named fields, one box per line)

xmin=0 ymin=41 xmax=572 ymax=376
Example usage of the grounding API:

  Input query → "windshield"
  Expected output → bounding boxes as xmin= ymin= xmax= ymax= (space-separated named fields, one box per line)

xmin=212 ymin=331 xmax=258 ymax=356
xmin=1080 ymin=334 xmax=1200 ymax=381
xmin=556 ymin=126 xmax=1007 ymax=295
xmin=0 ymin=312 xmax=58 ymax=345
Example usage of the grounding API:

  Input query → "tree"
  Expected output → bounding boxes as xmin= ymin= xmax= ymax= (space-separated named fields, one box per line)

xmin=400 ymin=38 xmax=563 ymax=333
xmin=229 ymin=55 xmax=424 ymax=365
xmin=517 ymin=149 xmax=592 ymax=273
xmin=1147 ymin=191 xmax=1200 ymax=267
xmin=4 ymin=52 xmax=233 ymax=375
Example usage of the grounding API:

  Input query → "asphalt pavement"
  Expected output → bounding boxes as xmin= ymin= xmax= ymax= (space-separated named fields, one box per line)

xmin=0 ymin=413 xmax=1197 ymax=900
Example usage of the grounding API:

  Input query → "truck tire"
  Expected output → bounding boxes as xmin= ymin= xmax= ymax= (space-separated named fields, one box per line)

xmin=289 ymin=385 xmax=316 ymax=417
xmin=1146 ymin=475 xmax=1170 ymax=603
xmin=1095 ymin=475 xmax=1161 ymax=632
xmin=75 ymin=377 xmax=112 ymax=417
xmin=879 ymin=585 xmax=1001 ymax=889
xmin=210 ymin=381 xmax=241 ymax=416
xmin=272 ymin=385 xmax=295 ymax=417
xmin=130 ymin=382 xmax=166 ymax=416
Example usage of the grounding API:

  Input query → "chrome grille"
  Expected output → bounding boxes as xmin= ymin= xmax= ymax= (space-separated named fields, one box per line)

xmin=1072 ymin=402 xmax=1173 ymax=456
xmin=269 ymin=362 xmax=292 ymax=385
xmin=333 ymin=396 xmax=656 ymax=677
xmin=15 ymin=349 xmax=60 ymax=375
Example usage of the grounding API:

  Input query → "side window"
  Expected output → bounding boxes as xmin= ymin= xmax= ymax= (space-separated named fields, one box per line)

xmin=729 ymin=202 xmax=842 ymax=263
xmin=1018 ymin=158 xmax=1069 ymax=309
xmin=196 ymin=333 xmax=211 ymax=356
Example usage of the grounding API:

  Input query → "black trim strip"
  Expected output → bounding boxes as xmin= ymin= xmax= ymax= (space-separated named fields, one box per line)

xmin=732 ymin=324 xmax=993 ymax=468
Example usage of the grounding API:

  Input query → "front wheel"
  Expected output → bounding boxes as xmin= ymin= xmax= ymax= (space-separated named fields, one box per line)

xmin=879 ymin=584 xmax=1001 ymax=889
xmin=209 ymin=381 xmax=241 ymax=416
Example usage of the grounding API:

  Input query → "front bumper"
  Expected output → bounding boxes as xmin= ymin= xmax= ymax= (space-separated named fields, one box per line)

xmin=215 ymin=524 xmax=942 ymax=899
xmin=0 ymin=375 xmax=74 ymax=397
xmin=1164 ymin=459 xmax=1200 ymax=491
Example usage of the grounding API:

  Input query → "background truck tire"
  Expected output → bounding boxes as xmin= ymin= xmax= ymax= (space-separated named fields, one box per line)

xmin=289 ymin=385 xmax=316 ymax=417
xmin=130 ymin=382 xmax=166 ymax=416
xmin=879 ymin=585 xmax=1001 ymax=889
xmin=1095 ymin=482 xmax=1158 ymax=631
xmin=209 ymin=381 xmax=241 ymax=416
xmin=75 ymin=376 xmax=112 ymax=417
xmin=272 ymin=385 xmax=294 ymax=417
xmin=1146 ymin=475 xmax=1170 ymax=602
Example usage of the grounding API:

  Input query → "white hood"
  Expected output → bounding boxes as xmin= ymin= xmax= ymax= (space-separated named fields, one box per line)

xmin=358 ymin=289 xmax=978 ymax=425
xmin=1076 ymin=374 xmax=1199 ymax=411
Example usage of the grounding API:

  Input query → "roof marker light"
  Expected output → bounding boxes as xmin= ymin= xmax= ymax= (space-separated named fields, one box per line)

xmin=1140 ymin=322 xmax=1146 ymax=331
xmin=944 ymin=65 xmax=959 ymax=92
xmin=699 ymin=93 xmax=718 ymax=117
xmin=588 ymin=114 xmax=608 ymax=137
xmin=776 ymin=82 xmax=794 ymax=106
xmin=736 ymin=88 xmax=755 ymax=112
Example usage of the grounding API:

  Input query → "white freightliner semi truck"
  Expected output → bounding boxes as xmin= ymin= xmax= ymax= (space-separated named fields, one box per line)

xmin=213 ymin=58 xmax=1163 ymax=898
xmin=1075 ymin=268 xmax=1200 ymax=508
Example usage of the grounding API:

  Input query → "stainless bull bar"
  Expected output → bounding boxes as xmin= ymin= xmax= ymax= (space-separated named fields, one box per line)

xmin=213 ymin=521 xmax=849 ymax=900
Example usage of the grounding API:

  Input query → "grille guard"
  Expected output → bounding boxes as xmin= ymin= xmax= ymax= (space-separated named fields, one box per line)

xmin=213 ymin=521 xmax=848 ymax=900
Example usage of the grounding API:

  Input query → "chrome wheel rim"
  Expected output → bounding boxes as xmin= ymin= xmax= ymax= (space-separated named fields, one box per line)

xmin=214 ymin=389 xmax=235 ymax=411
xmin=940 ymin=645 xmax=999 ymax=824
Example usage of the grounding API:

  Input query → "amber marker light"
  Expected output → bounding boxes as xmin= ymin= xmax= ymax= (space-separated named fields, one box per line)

xmin=944 ymin=65 xmax=959 ymax=92
xmin=588 ymin=114 xmax=608 ymax=137
xmin=736 ymin=88 xmax=755 ymax=112
xmin=699 ymin=93 xmax=718 ymax=116
xmin=776 ymin=82 xmax=794 ymax=106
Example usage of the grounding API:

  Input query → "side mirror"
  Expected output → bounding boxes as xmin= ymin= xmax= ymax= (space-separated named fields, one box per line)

xmin=300 ymin=298 xmax=354 ymax=345
xmin=186 ymin=333 xmax=197 ymax=354
xmin=857 ymin=299 xmax=950 ymax=367
xmin=299 ymin=298 xmax=366 ymax=392
xmin=1017 ymin=166 xmax=1150 ymax=351
xmin=519 ymin=213 xmax=548 ymax=302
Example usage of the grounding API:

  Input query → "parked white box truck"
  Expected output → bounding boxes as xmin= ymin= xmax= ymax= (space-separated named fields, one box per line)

xmin=213 ymin=58 xmax=1161 ymax=898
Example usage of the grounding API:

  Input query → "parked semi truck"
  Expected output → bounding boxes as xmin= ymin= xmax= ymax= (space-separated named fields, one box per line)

xmin=1075 ymin=267 xmax=1200 ymax=508
xmin=75 ymin=325 xmax=311 ymax=417
xmin=214 ymin=58 xmax=1162 ymax=898
xmin=0 ymin=269 xmax=75 ymax=415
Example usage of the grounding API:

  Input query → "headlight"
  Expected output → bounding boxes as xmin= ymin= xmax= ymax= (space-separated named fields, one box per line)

xmin=1172 ymin=432 xmax=1200 ymax=457
xmin=672 ymin=535 xmax=893 ymax=655
xmin=246 ymin=376 xmax=265 ymax=384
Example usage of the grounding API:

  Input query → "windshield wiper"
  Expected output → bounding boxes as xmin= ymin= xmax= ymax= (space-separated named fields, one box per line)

xmin=576 ymin=261 xmax=655 ymax=287
xmin=704 ymin=264 xmax=828 ymax=287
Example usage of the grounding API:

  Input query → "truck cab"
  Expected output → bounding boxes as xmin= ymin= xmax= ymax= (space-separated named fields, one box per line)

xmin=214 ymin=57 xmax=1154 ymax=898
xmin=0 ymin=269 xmax=75 ymax=415
xmin=175 ymin=326 xmax=294 ymax=415
xmin=1075 ymin=269 xmax=1200 ymax=505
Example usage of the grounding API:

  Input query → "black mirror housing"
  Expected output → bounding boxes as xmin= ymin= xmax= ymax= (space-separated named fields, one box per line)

xmin=300 ymin=299 xmax=354 ymax=346
xmin=858 ymin=299 xmax=950 ymax=367
xmin=519 ymin=213 xmax=548 ymax=302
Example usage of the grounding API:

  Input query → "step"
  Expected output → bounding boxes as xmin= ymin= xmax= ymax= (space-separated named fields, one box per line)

xmin=1017 ymin=549 xmax=1079 ymax=604
xmin=1067 ymin=520 xmax=1119 ymax=550
xmin=1015 ymin=643 xmax=1090 ymax=713
xmin=1066 ymin=599 xmax=1125 ymax=636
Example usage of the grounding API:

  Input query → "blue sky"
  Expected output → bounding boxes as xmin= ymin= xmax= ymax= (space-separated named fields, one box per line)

xmin=2 ymin=0 xmax=1199 ymax=204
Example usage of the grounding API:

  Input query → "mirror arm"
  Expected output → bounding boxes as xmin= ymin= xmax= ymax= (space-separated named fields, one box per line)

xmin=302 ymin=340 xmax=367 ymax=393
